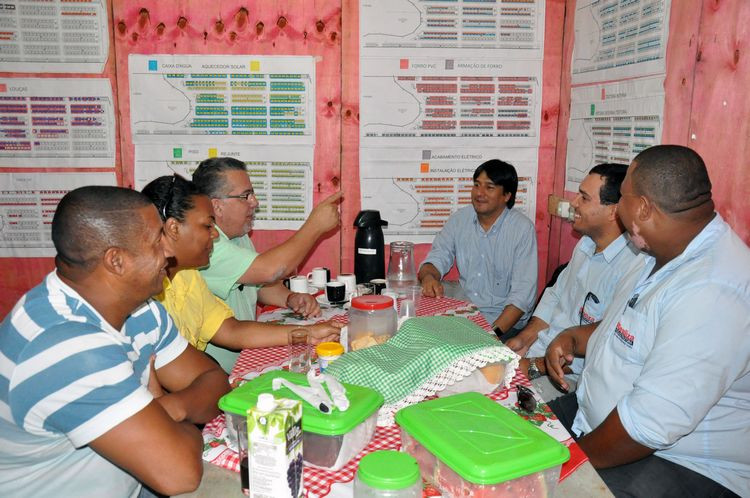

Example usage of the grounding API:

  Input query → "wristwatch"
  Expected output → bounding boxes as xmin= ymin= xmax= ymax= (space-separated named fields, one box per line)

xmin=527 ymin=358 xmax=543 ymax=380
xmin=492 ymin=325 xmax=505 ymax=341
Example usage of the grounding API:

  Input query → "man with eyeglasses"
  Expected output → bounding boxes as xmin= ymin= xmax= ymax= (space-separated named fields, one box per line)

xmin=193 ymin=157 xmax=342 ymax=372
xmin=506 ymin=163 xmax=642 ymax=397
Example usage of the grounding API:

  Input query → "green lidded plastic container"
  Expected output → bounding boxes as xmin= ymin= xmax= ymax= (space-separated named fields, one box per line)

xmin=395 ymin=392 xmax=569 ymax=491
xmin=357 ymin=450 xmax=420 ymax=490
xmin=219 ymin=370 xmax=384 ymax=470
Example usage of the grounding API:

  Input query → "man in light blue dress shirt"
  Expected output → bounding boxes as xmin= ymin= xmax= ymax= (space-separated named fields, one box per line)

xmin=545 ymin=145 xmax=749 ymax=497
xmin=506 ymin=164 xmax=642 ymax=393
xmin=419 ymin=159 xmax=537 ymax=338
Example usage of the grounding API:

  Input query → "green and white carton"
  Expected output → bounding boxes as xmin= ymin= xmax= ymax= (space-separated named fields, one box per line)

xmin=247 ymin=393 xmax=303 ymax=498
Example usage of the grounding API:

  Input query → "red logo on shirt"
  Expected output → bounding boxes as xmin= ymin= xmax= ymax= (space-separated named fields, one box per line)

xmin=614 ymin=321 xmax=634 ymax=347
xmin=579 ymin=307 xmax=597 ymax=325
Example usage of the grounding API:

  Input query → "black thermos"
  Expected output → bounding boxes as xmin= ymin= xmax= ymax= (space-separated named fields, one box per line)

xmin=353 ymin=210 xmax=388 ymax=284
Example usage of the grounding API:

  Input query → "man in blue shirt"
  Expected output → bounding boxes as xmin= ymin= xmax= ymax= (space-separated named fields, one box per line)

xmin=506 ymin=163 xmax=642 ymax=393
xmin=546 ymin=145 xmax=749 ymax=497
xmin=0 ymin=186 xmax=229 ymax=498
xmin=419 ymin=159 xmax=537 ymax=338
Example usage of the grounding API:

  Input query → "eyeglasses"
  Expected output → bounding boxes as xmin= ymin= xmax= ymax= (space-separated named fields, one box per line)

xmin=516 ymin=385 xmax=537 ymax=413
xmin=219 ymin=190 xmax=255 ymax=201
xmin=579 ymin=291 xmax=600 ymax=326
xmin=161 ymin=175 xmax=177 ymax=220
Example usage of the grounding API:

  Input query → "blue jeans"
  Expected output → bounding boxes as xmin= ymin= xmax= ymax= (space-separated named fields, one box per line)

xmin=548 ymin=393 xmax=740 ymax=498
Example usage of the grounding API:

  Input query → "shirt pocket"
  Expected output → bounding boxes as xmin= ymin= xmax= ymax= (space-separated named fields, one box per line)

xmin=579 ymin=298 xmax=605 ymax=325
xmin=610 ymin=306 xmax=649 ymax=365
xmin=492 ymin=267 xmax=510 ymax=297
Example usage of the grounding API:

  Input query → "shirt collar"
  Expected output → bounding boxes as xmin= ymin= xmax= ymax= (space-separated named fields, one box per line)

xmin=50 ymin=270 xmax=124 ymax=336
xmin=600 ymin=233 xmax=630 ymax=262
xmin=215 ymin=225 xmax=230 ymax=241
xmin=577 ymin=233 xmax=630 ymax=263
xmin=472 ymin=206 xmax=509 ymax=234
xmin=638 ymin=212 xmax=724 ymax=287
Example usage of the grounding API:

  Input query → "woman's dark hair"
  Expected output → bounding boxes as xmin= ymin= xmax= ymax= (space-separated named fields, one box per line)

xmin=142 ymin=174 xmax=202 ymax=222
xmin=473 ymin=159 xmax=518 ymax=209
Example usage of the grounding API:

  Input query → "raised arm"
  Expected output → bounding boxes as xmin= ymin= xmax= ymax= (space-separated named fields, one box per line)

xmin=238 ymin=191 xmax=343 ymax=284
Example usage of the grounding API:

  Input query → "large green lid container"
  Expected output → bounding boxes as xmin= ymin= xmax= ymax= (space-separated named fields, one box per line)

xmin=394 ymin=392 xmax=569 ymax=484
xmin=219 ymin=370 xmax=383 ymax=436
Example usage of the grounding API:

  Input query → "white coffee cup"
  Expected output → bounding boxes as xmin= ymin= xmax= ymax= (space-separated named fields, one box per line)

xmin=289 ymin=275 xmax=308 ymax=293
xmin=336 ymin=273 xmax=357 ymax=295
xmin=307 ymin=267 xmax=329 ymax=287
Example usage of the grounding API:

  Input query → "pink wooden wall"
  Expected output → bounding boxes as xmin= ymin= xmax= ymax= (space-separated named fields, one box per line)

xmin=548 ymin=0 xmax=750 ymax=270
xmin=339 ymin=0 xmax=568 ymax=292
xmin=111 ymin=0 xmax=343 ymax=273
xmin=3 ymin=0 xmax=750 ymax=318
xmin=0 ymin=0 xmax=121 ymax=317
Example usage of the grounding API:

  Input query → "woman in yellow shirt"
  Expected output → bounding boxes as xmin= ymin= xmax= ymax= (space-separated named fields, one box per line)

xmin=142 ymin=175 xmax=341 ymax=361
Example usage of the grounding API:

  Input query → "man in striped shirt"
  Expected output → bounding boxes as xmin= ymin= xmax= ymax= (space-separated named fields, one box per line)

xmin=0 ymin=186 xmax=229 ymax=498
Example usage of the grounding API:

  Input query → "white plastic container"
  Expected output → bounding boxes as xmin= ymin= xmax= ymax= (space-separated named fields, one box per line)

xmin=396 ymin=393 xmax=569 ymax=497
xmin=348 ymin=295 xmax=397 ymax=351
xmin=219 ymin=371 xmax=384 ymax=471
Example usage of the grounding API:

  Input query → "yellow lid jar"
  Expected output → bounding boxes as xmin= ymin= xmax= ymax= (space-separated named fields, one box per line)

xmin=316 ymin=341 xmax=345 ymax=372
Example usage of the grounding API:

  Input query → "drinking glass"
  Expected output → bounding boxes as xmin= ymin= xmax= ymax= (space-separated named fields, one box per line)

xmin=288 ymin=328 xmax=310 ymax=373
xmin=386 ymin=241 xmax=416 ymax=296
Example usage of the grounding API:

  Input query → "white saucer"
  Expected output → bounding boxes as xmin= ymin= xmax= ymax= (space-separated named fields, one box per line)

xmin=307 ymin=285 xmax=319 ymax=294
xmin=316 ymin=294 xmax=349 ymax=306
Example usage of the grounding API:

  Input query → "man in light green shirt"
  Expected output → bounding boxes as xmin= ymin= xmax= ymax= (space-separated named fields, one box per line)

xmin=194 ymin=157 xmax=342 ymax=371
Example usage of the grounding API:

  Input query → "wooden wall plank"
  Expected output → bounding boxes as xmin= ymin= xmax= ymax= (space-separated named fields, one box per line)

xmin=111 ymin=0 xmax=342 ymax=274
xmin=341 ymin=0 xmax=567 ymax=291
xmin=0 ymin=0 xmax=121 ymax=318
xmin=688 ymin=0 xmax=750 ymax=241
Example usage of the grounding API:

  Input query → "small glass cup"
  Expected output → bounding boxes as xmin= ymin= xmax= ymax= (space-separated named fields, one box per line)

xmin=288 ymin=328 xmax=311 ymax=373
xmin=355 ymin=282 xmax=375 ymax=297
xmin=398 ymin=298 xmax=417 ymax=327
xmin=405 ymin=284 xmax=423 ymax=311
xmin=235 ymin=415 xmax=250 ymax=495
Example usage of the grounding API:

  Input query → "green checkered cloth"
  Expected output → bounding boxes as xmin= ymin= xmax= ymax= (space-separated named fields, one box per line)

xmin=326 ymin=316 xmax=516 ymax=412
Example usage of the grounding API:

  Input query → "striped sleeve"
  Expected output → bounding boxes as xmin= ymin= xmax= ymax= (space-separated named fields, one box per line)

xmin=8 ymin=321 xmax=153 ymax=448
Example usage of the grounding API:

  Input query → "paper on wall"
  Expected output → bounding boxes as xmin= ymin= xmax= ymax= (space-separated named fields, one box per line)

xmin=571 ymin=0 xmax=672 ymax=85
xmin=360 ymin=147 xmax=537 ymax=244
xmin=360 ymin=56 xmax=542 ymax=148
xmin=0 ymin=78 xmax=116 ymax=168
xmin=565 ymin=76 xmax=665 ymax=192
xmin=360 ymin=0 xmax=545 ymax=59
xmin=0 ymin=171 xmax=116 ymax=257
xmin=134 ymin=144 xmax=313 ymax=231
xmin=129 ymin=55 xmax=315 ymax=145
xmin=0 ymin=0 xmax=109 ymax=73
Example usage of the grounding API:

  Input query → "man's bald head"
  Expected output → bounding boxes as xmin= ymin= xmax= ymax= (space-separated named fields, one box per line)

xmin=51 ymin=186 xmax=154 ymax=271
xmin=631 ymin=145 xmax=713 ymax=215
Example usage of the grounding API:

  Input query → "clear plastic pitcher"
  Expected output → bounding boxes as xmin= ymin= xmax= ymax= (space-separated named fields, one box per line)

xmin=386 ymin=241 xmax=416 ymax=296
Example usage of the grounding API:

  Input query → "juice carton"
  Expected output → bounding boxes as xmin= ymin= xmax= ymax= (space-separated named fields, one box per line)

xmin=247 ymin=393 xmax=304 ymax=498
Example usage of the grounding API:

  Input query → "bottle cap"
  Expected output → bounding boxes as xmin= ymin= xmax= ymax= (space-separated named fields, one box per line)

xmin=357 ymin=450 xmax=420 ymax=489
xmin=256 ymin=393 xmax=275 ymax=412
xmin=351 ymin=295 xmax=394 ymax=311
xmin=316 ymin=341 xmax=345 ymax=357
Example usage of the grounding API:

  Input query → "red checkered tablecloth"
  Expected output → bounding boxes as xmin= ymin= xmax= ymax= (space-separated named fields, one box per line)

xmin=201 ymin=296 xmax=587 ymax=497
